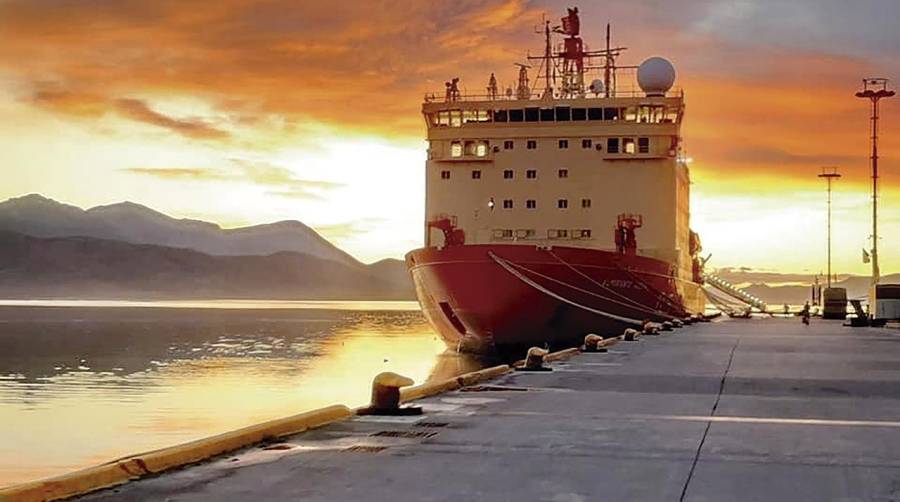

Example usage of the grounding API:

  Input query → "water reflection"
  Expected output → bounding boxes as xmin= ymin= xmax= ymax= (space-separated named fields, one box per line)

xmin=0 ymin=304 xmax=491 ymax=487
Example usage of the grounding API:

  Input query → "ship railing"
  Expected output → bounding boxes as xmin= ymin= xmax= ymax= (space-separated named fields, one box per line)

xmin=424 ymin=87 xmax=684 ymax=103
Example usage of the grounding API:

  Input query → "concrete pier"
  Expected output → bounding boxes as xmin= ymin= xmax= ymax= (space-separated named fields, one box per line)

xmin=84 ymin=318 xmax=900 ymax=501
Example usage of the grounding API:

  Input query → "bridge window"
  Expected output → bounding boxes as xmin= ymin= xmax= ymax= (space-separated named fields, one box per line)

xmin=582 ymin=139 xmax=592 ymax=149
xmin=527 ymin=140 xmax=537 ymax=149
xmin=503 ymin=169 xmax=514 ymax=179
xmin=541 ymin=108 xmax=555 ymax=121
xmin=607 ymin=138 xmax=619 ymax=154
xmin=624 ymin=138 xmax=636 ymax=154
xmin=526 ymin=169 xmax=537 ymax=179
xmin=525 ymin=107 xmax=540 ymax=122
xmin=603 ymin=108 xmax=620 ymax=120
xmin=441 ymin=170 xmax=450 ymax=179
xmin=555 ymin=107 xmax=571 ymax=121
xmin=571 ymin=108 xmax=587 ymax=121
xmin=638 ymin=137 xmax=650 ymax=154
xmin=509 ymin=109 xmax=524 ymax=122
xmin=493 ymin=109 xmax=508 ymax=122
xmin=557 ymin=199 xmax=568 ymax=209
xmin=449 ymin=110 xmax=462 ymax=127
xmin=558 ymin=169 xmax=568 ymax=178
xmin=581 ymin=198 xmax=591 ymax=208
xmin=624 ymin=107 xmax=637 ymax=122
xmin=588 ymin=107 xmax=603 ymax=120
xmin=504 ymin=140 xmax=514 ymax=150
xmin=464 ymin=110 xmax=491 ymax=124
xmin=516 ymin=229 xmax=535 ymax=239
xmin=450 ymin=141 xmax=463 ymax=157
xmin=503 ymin=199 xmax=513 ymax=209
xmin=526 ymin=199 xmax=536 ymax=209
xmin=559 ymin=139 xmax=568 ymax=149
xmin=471 ymin=170 xmax=481 ymax=179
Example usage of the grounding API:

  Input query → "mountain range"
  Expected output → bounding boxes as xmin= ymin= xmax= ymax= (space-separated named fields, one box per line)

xmin=0 ymin=195 xmax=414 ymax=300
xmin=0 ymin=194 xmax=892 ymax=304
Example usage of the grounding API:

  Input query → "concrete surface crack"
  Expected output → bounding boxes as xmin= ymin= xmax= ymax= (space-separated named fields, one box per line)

xmin=678 ymin=337 xmax=740 ymax=502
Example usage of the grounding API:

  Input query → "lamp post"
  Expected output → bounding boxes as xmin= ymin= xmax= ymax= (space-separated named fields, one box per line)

xmin=818 ymin=167 xmax=841 ymax=288
xmin=855 ymin=78 xmax=895 ymax=286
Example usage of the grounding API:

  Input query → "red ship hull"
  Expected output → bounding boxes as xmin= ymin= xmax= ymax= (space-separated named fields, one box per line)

xmin=406 ymin=244 xmax=704 ymax=352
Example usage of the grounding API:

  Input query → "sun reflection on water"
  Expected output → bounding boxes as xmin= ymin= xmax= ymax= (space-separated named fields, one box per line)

xmin=0 ymin=304 xmax=486 ymax=487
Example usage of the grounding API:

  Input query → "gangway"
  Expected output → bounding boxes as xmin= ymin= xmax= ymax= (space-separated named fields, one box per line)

xmin=702 ymin=272 xmax=768 ymax=313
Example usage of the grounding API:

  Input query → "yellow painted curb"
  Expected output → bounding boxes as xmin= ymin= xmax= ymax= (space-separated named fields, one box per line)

xmin=0 ymin=404 xmax=351 ymax=502
xmin=397 ymin=364 xmax=512 ymax=404
xmin=545 ymin=347 xmax=581 ymax=362
xmin=455 ymin=364 xmax=511 ymax=386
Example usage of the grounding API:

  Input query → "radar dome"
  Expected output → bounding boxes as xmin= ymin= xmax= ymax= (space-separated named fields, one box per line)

xmin=589 ymin=79 xmax=605 ymax=95
xmin=637 ymin=57 xmax=676 ymax=96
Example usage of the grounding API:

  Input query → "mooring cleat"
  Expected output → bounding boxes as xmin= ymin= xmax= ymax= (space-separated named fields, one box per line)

xmin=517 ymin=347 xmax=552 ymax=371
xmin=582 ymin=333 xmax=608 ymax=352
xmin=661 ymin=321 xmax=674 ymax=331
xmin=671 ymin=319 xmax=684 ymax=328
xmin=358 ymin=372 xmax=422 ymax=416
xmin=641 ymin=320 xmax=660 ymax=336
xmin=623 ymin=328 xmax=640 ymax=341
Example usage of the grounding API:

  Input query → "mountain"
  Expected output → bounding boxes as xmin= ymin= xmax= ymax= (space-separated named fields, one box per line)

xmin=723 ymin=272 xmax=900 ymax=305
xmin=0 ymin=194 xmax=360 ymax=266
xmin=0 ymin=231 xmax=414 ymax=300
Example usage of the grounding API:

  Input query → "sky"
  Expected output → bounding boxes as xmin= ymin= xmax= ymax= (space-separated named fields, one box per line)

xmin=0 ymin=0 xmax=899 ymax=274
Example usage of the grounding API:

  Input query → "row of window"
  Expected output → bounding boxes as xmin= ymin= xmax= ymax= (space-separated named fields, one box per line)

xmin=492 ymin=198 xmax=592 ymax=209
xmin=447 ymin=137 xmax=650 ymax=158
xmin=429 ymin=105 xmax=677 ymax=127
xmin=443 ymin=168 xmax=572 ymax=180
xmin=493 ymin=228 xmax=593 ymax=241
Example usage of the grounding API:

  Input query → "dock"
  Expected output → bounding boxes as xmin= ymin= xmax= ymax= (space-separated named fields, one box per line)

xmin=70 ymin=318 xmax=900 ymax=500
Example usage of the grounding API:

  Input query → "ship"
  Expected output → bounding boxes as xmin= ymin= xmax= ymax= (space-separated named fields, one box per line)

xmin=405 ymin=7 xmax=707 ymax=353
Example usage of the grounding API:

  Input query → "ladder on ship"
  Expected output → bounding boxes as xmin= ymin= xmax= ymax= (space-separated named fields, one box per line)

xmin=702 ymin=272 xmax=768 ymax=313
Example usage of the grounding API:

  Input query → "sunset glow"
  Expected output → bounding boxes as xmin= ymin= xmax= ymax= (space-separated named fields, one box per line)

xmin=1 ymin=0 xmax=898 ymax=272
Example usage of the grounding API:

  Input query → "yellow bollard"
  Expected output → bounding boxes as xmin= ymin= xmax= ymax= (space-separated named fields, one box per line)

xmin=358 ymin=372 xmax=422 ymax=416
xmin=517 ymin=347 xmax=552 ymax=372
xmin=582 ymin=333 xmax=607 ymax=352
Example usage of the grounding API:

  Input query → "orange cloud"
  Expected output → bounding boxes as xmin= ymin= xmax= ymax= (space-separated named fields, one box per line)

xmin=123 ymin=160 xmax=343 ymax=200
xmin=114 ymin=98 xmax=230 ymax=140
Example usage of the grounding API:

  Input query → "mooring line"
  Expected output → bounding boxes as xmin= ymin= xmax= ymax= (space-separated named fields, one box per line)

xmin=679 ymin=337 xmax=740 ymax=502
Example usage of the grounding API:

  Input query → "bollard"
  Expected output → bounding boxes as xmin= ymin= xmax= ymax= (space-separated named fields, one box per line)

xmin=358 ymin=372 xmax=422 ymax=416
xmin=582 ymin=334 xmax=608 ymax=352
xmin=671 ymin=319 xmax=684 ymax=328
xmin=517 ymin=347 xmax=552 ymax=372
xmin=661 ymin=321 xmax=674 ymax=331
xmin=623 ymin=328 xmax=640 ymax=342
xmin=642 ymin=320 xmax=660 ymax=336
xmin=682 ymin=316 xmax=694 ymax=325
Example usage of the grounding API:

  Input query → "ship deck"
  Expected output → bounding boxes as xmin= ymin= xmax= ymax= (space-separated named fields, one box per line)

xmin=84 ymin=317 xmax=900 ymax=501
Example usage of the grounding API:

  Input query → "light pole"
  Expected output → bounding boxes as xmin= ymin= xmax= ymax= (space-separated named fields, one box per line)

xmin=856 ymin=78 xmax=895 ymax=286
xmin=818 ymin=167 xmax=841 ymax=288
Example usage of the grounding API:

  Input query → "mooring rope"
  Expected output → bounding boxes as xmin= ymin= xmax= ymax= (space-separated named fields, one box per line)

xmin=545 ymin=249 xmax=677 ymax=320
xmin=612 ymin=261 xmax=689 ymax=317
xmin=488 ymin=251 xmax=643 ymax=327
xmin=496 ymin=252 xmax=658 ymax=316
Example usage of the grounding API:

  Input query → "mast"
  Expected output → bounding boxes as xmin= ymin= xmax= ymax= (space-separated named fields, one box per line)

xmin=604 ymin=24 xmax=611 ymax=98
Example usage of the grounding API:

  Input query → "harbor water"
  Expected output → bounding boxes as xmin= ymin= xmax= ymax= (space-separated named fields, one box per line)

xmin=0 ymin=302 xmax=488 ymax=487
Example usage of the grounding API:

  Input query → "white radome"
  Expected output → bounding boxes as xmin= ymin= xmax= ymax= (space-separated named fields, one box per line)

xmin=637 ymin=57 xmax=676 ymax=96
xmin=589 ymin=79 xmax=605 ymax=95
